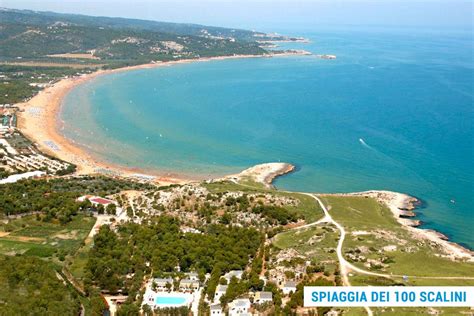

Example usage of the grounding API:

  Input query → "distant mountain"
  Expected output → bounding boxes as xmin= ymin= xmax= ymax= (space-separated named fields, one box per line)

xmin=0 ymin=8 xmax=268 ymax=41
xmin=0 ymin=8 xmax=286 ymax=64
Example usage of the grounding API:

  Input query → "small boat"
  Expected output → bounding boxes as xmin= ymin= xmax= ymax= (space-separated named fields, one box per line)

xmin=450 ymin=199 xmax=456 ymax=204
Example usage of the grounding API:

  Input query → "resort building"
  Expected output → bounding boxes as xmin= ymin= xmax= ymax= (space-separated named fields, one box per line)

xmin=185 ymin=272 xmax=199 ymax=281
xmin=90 ymin=197 xmax=116 ymax=206
xmin=254 ymin=291 xmax=273 ymax=304
xmin=0 ymin=170 xmax=46 ymax=184
xmin=0 ymin=139 xmax=18 ymax=155
xmin=181 ymin=226 xmax=201 ymax=234
xmin=0 ymin=125 xmax=9 ymax=135
xmin=103 ymin=295 xmax=128 ymax=316
xmin=2 ymin=152 xmax=71 ymax=173
xmin=281 ymin=281 xmax=297 ymax=295
xmin=179 ymin=279 xmax=200 ymax=291
xmin=143 ymin=277 xmax=194 ymax=311
xmin=143 ymin=290 xmax=192 ymax=311
xmin=228 ymin=298 xmax=251 ymax=316
xmin=224 ymin=270 xmax=244 ymax=282
xmin=214 ymin=285 xmax=228 ymax=302
xmin=78 ymin=195 xmax=118 ymax=207
xmin=152 ymin=277 xmax=173 ymax=291
xmin=210 ymin=303 xmax=223 ymax=315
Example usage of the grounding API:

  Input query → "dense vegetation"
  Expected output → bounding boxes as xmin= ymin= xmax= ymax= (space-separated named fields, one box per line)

xmin=0 ymin=176 xmax=153 ymax=218
xmin=251 ymin=204 xmax=300 ymax=225
xmin=0 ymin=8 xmax=278 ymax=42
xmin=210 ymin=245 xmax=269 ymax=305
xmin=86 ymin=216 xmax=262 ymax=294
xmin=0 ymin=8 xmax=288 ymax=106
xmin=0 ymin=64 xmax=93 ymax=104
xmin=0 ymin=255 xmax=81 ymax=315
xmin=283 ymin=278 xmax=335 ymax=315
xmin=0 ymin=8 xmax=269 ymax=63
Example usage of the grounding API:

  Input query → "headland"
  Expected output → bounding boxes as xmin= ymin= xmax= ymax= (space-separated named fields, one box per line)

xmin=16 ymin=51 xmax=308 ymax=184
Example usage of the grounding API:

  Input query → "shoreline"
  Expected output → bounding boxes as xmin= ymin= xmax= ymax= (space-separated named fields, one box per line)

xmin=14 ymin=51 xmax=473 ymax=260
xmin=222 ymin=162 xmax=296 ymax=188
xmin=16 ymin=51 xmax=307 ymax=185
xmin=219 ymin=164 xmax=473 ymax=261
xmin=322 ymin=190 xmax=474 ymax=262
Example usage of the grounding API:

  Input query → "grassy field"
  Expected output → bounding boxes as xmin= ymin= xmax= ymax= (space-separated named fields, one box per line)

xmin=282 ymin=192 xmax=324 ymax=224
xmin=0 ymin=215 xmax=95 ymax=261
xmin=67 ymin=233 xmax=95 ymax=282
xmin=320 ymin=195 xmax=474 ymax=283
xmin=273 ymin=224 xmax=339 ymax=273
xmin=320 ymin=195 xmax=401 ymax=232
xmin=203 ymin=180 xmax=270 ymax=193
xmin=0 ymin=214 xmax=99 ymax=314
xmin=266 ymin=194 xmax=473 ymax=315
xmin=0 ymin=61 xmax=104 ymax=68
xmin=274 ymin=225 xmax=338 ymax=254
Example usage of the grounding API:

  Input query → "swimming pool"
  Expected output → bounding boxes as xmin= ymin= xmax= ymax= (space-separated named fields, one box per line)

xmin=155 ymin=296 xmax=186 ymax=306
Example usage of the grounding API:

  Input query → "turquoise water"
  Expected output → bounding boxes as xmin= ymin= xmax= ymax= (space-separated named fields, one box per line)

xmin=61 ymin=27 xmax=473 ymax=249
xmin=155 ymin=296 xmax=186 ymax=305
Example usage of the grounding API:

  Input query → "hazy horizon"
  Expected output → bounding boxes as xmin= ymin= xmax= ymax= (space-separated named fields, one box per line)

xmin=1 ymin=0 xmax=472 ymax=32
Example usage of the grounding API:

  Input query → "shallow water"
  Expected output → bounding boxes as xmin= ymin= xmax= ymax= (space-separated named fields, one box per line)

xmin=61 ymin=26 xmax=474 ymax=248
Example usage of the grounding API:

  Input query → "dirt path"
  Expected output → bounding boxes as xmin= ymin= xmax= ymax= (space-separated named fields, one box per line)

xmin=304 ymin=194 xmax=474 ymax=315
xmin=224 ymin=181 xmax=473 ymax=315
xmin=304 ymin=193 xmax=373 ymax=315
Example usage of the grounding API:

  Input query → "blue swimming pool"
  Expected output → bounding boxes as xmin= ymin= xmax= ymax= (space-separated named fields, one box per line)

xmin=155 ymin=296 xmax=186 ymax=305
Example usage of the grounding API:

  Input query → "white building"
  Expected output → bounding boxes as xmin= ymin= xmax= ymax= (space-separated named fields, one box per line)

xmin=0 ymin=170 xmax=46 ymax=184
xmin=77 ymin=195 xmax=118 ymax=207
xmin=185 ymin=272 xmax=199 ymax=281
xmin=152 ymin=278 xmax=173 ymax=291
xmin=254 ymin=291 xmax=273 ymax=304
xmin=0 ymin=125 xmax=9 ymax=135
xmin=228 ymin=298 xmax=251 ymax=316
xmin=282 ymin=281 xmax=297 ymax=295
xmin=210 ymin=303 xmax=223 ymax=315
xmin=214 ymin=284 xmax=228 ymax=302
xmin=224 ymin=270 xmax=244 ymax=282
xmin=179 ymin=279 xmax=200 ymax=291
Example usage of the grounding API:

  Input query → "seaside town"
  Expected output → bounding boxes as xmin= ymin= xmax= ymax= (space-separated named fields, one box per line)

xmin=0 ymin=6 xmax=472 ymax=316
xmin=0 ymin=105 xmax=74 ymax=183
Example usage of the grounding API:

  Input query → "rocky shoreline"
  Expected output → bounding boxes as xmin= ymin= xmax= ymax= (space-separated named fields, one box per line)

xmin=225 ymin=164 xmax=472 ymax=262
xmin=339 ymin=190 xmax=473 ymax=262
xmin=223 ymin=162 xmax=295 ymax=188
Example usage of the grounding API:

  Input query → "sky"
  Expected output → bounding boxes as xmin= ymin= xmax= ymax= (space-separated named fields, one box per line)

xmin=1 ymin=0 xmax=472 ymax=31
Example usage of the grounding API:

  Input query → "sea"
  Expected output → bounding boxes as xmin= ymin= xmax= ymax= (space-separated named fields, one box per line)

xmin=60 ymin=25 xmax=473 ymax=249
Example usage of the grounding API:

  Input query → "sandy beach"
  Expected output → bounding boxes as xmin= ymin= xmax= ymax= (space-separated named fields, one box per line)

xmin=14 ymin=50 xmax=473 ymax=259
xmin=15 ymin=52 xmax=306 ymax=185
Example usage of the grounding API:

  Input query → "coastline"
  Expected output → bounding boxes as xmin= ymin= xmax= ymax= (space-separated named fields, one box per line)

xmin=222 ymin=162 xmax=296 ymax=188
xmin=322 ymin=190 xmax=474 ymax=262
xmin=16 ymin=51 xmax=307 ymax=185
xmin=219 ymin=163 xmax=473 ymax=262
xmin=14 ymin=50 xmax=472 ymax=260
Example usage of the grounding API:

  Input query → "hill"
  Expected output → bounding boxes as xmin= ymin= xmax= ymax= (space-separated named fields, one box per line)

xmin=0 ymin=8 xmax=295 ymax=63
